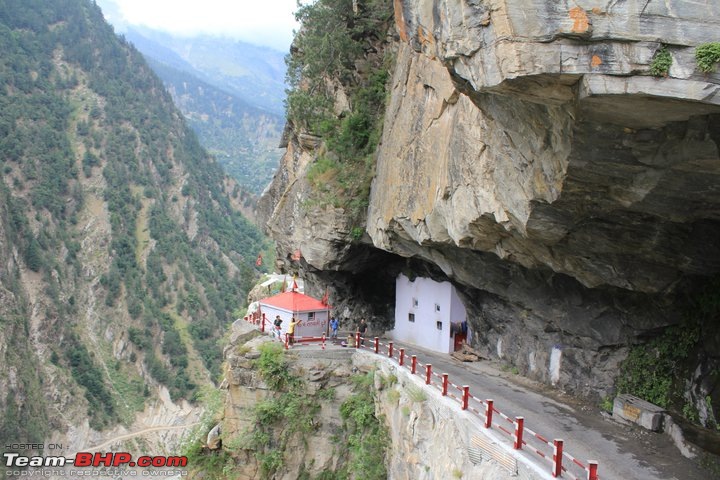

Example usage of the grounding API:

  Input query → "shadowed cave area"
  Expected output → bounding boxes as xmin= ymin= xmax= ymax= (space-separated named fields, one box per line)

xmin=301 ymin=238 xmax=719 ymax=406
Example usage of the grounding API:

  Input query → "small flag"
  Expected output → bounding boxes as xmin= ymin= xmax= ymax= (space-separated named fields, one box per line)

xmin=255 ymin=253 xmax=263 ymax=266
xmin=321 ymin=287 xmax=329 ymax=305
xmin=292 ymin=275 xmax=299 ymax=292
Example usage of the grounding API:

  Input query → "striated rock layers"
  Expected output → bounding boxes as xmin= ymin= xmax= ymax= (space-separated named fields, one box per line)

xmin=259 ymin=0 xmax=720 ymax=399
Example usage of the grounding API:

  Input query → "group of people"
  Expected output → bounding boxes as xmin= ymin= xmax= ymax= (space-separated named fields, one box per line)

xmin=336 ymin=317 xmax=368 ymax=347
xmin=273 ymin=315 xmax=301 ymax=344
xmin=272 ymin=314 xmax=368 ymax=346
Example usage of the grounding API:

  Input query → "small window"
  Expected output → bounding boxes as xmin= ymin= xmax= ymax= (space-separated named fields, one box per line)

xmin=435 ymin=303 xmax=441 ymax=312
xmin=408 ymin=313 xmax=415 ymax=323
xmin=412 ymin=297 xmax=418 ymax=307
xmin=436 ymin=321 xmax=442 ymax=330
xmin=308 ymin=312 xmax=315 ymax=320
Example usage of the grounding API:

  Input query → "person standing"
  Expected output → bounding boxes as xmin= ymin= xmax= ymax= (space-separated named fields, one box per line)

xmin=287 ymin=317 xmax=301 ymax=346
xmin=357 ymin=318 xmax=368 ymax=346
xmin=330 ymin=316 xmax=339 ymax=340
xmin=273 ymin=315 xmax=283 ymax=339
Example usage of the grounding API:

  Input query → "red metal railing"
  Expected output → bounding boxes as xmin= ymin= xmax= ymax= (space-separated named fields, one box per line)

xmin=360 ymin=335 xmax=599 ymax=480
xmin=242 ymin=316 xmax=599 ymax=480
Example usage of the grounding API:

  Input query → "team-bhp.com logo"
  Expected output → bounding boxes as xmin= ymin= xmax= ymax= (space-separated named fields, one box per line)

xmin=4 ymin=452 xmax=188 ymax=476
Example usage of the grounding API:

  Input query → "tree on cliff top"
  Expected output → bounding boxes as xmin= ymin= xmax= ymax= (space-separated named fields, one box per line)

xmin=284 ymin=0 xmax=394 ymax=226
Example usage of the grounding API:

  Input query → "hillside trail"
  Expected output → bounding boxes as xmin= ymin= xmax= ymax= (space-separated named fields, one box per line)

xmin=70 ymin=423 xmax=200 ymax=454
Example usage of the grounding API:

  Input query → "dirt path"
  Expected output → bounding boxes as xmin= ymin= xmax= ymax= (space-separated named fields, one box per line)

xmin=74 ymin=423 xmax=200 ymax=453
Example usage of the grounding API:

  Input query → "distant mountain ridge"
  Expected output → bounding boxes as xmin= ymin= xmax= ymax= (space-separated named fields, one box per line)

xmin=144 ymin=53 xmax=285 ymax=195
xmin=116 ymin=27 xmax=287 ymax=195
xmin=122 ymin=27 xmax=288 ymax=115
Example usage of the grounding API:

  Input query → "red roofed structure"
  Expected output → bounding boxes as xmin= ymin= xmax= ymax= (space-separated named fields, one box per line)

xmin=259 ymin=291 xmax=331 ymax=338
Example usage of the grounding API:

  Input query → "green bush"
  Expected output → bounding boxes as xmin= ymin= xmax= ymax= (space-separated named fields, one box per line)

xmin=616 ymin=324 xmax=698 ymax=408
xmin=24 ymin=234 xmax=43 ymax=271
xmin=258 ymin=450 xmax=284 ymax=478
xmin=339 ymin=373 xmax=389 ymax=480
xmin=600 ymin=396 xmax=614 ymax=413
xmin=255 ymin=342 xmax=295 ymax=390
xmin=650 ymin=45 xmax=672 ymax=77
xmin=696 ymin=42 xmax=720 ymax=73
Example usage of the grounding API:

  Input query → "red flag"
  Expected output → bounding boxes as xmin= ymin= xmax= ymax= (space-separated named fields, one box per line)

xmin=292 ymin=276 xmax=299 ymax=292
xmin=321 ymin=287 xmax=329 ymax=305
xmin=255 ymin=253 xmax=263 ymax=266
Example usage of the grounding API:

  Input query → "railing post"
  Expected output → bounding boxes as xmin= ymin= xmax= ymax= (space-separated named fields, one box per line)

xmin=411 ymin=355 xmax=417 ymax=374
xmin=425 ymin=364 xmax=432 ymax=385
xmin=462 ymin=386 xmax=469 ymax=410
xmin=587 ymin=460 xmax=598 ymax=480
xmin=261 ymin=313 xmax=266 ymax=332
xmin=355 ymin=331 xmax=361 ymax=349
xmin=514 ymin=417 xmax=524 ymax=449
xmin=322 ymin=334 xmax=326 ymax=350
xmin=374 ymin=337 xmax=379 ymax=354
xmin=388 ymin=341 xmax=394 ymax=358
xmin=552 ymin=439 xmax=564 ymax=477
xmin=441 ymin=374 xmax=449 ymax=396
xmin=485 ymin=399 xmax=494 ymax=428
xmin=399 ymin=348 xmax=405 ymax=366
xmin=284 ymin=333 xmax=289 ymax=350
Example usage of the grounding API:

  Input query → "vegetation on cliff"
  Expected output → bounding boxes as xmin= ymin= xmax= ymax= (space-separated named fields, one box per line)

xmin=340 ymin=372 xmax=389 ymax=479
xmin=695 ymin=42 xmax=720 ymax=73
xmin=285 ymin=0 xmax=394 ymax=230
xmin=185 ymin=340 xmax=389 ymax=479
xmin=0 ymin=0 xmax=270 ymax=442
xmin=617 ymin=278 xmax=720 ymax=429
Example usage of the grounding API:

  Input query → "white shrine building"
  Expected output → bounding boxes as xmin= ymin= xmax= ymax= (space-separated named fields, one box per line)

xmin=390 ymin=274 xmax=469 ymax=354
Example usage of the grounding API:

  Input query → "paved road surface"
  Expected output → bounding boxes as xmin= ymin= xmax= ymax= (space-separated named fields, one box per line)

xmin=349 ymin=339 xmax=715 ymax=480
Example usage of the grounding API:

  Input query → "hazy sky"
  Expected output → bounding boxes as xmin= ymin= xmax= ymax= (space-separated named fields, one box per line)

xmin=106 ymin=0 xmax=300 ymax=51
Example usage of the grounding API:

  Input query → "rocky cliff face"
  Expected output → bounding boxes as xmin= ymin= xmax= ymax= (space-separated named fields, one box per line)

xmin=218 ymin=325 xmax=361 ymax=479
xmin=259 ymin=0 xmax=720 ymax=407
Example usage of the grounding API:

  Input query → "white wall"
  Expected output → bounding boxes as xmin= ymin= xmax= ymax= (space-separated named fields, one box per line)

xmin=392 ymin=274 xmax=457 ymax=354
xmin=295 ymin=310 xmax=330 ymax=338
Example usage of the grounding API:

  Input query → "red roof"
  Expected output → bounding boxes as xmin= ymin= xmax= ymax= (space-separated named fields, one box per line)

xmin=259 ymin=291 xmax=330 ymax=313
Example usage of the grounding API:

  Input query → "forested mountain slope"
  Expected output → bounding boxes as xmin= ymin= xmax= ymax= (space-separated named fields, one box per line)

xmin=142 ymin=56 xmax=284 ymax=196
xmin=121 ymin=28 xmax=287 ymax=115
xmin=100 ymin=23 xmax=288 ymax=196
xmin=0 ymin=0 xmax=270 ymax=452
